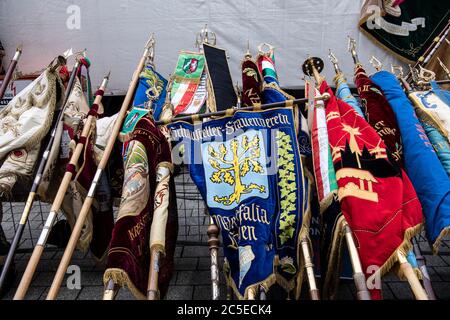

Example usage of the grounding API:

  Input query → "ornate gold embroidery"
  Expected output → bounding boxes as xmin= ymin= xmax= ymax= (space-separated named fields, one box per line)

xmin=336 ymin=168 xmax=379 ymax=202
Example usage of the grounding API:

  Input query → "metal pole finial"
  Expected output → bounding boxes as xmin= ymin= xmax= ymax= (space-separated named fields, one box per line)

xmin=369 ymin=56 xmax=382 ymax=71
xmin=391 ymin=64 xmax=404 ymax=79
xmin=347 ymin=36 xmax=359 ymax=64
xmin=196 ymin=24 xmax=217 ymax=49
xmin=144 ymin=33 xmax=156 ymax=64
xmin=244 ymin=40 xmax=251 ymax=59
xmin=328 ymin=49 xmax=341 ymax=74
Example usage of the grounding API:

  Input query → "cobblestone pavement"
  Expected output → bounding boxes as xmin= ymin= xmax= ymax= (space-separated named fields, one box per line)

xmin=1 ymin=171 xmax=449 ymax=300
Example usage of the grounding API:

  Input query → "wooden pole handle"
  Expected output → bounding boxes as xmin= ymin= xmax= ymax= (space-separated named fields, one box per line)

xmin=398 ymin=252 xmax=428 ymax=300
xmin=207 ymin=216 xmax=220 ymax=300
xmin=46 ymin=38 xmax=151 ymax=300
xmin=342 ymin=222 xmax=371 ymax=300
xmin=13 ymin=76 xmax=109 ymax=299
xmin=13 ymin=245 xmax=44 ymax=300
xmin=300 ymin=237 xmax=320 ymax=300
xmin=103 ymin=279 xmax=119 ymax=300
xmin=147 ymin=249 xmax=160 ymax=300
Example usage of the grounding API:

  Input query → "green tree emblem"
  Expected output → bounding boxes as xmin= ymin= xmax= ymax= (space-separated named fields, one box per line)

xmin=208 ymin=134 xmax=266 ymax=206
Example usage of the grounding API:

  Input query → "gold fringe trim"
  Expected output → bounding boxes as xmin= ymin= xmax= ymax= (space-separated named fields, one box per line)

xmin=367 ymin=223 xmax=424 ymax=284
xmin=433 ymin=225 xmax=450 ymax=255
xmin=224 ymin=269 xmax=277 ymax=300
xmin=221 ymin=165 xmax=315 ymax=300
xmin=319 ymin=191 xmax=337 ymax=215
xmin=223 ymin=251 xmax=305 ymax=300
xmin=103 ymin=268 xmax=146 ymax=300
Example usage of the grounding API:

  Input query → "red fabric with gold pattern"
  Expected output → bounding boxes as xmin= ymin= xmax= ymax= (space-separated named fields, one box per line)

xmin=320 ymin=80 xmax=423 ymax=299
xmin=354 ymin=65 xmax=403 ymax=166
xmin=241 ymin=58 xmax=263 ymax=107
xmin=104 ymin=117 xmax=178 ymax=299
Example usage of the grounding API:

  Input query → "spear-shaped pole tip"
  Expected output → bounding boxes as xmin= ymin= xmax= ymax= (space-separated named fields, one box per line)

xmin=347 ymin=36 xmax=359 ymax=64
xmin=17 ymin=44 xmax=23 ymax=52
xmin=369 ymin=55 xmax=382 ymax=71
xmin=105 ymin=70 xmax=111 ymax=79
xmin=328 ymin=49 xmax=341 ymax=74
xmin=145 ymin=33 xmax=155 ymax=49
xmin=391 ymin=64 xmax=404 ymax=78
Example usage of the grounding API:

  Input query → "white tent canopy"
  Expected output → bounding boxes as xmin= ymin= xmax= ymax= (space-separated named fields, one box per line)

xmin=0 ymin=0 xmax=404 ymax=94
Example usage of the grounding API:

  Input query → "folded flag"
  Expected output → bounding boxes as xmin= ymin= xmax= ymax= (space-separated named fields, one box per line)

xmin=306 ymin=81 xmax=345 ymax=299
xmin=256 ymin=46 xmax=293 ymax=104
xmin=258 ymin=51 xmax=278 ymax=85
xmin=371 ymin=71 xmax=450 ymax=253
xmin=104 ymin=116 xmax=177 ymax=299
xmin=0 ymin=66 xmax=65 ymax=196
xmin=241 ymin=54 xmax=263 ymax=107
xmin=132 ymin=65 xmax=168 ymax=122
xmin=320 ymin=80 xmax=423 ymax=299
xmin=171 ymin=51 xmax=207 ymax=116
xmin=354 ymin=65 xmax=403 ymax=165
xmin=203 ymin=43 xmax=238 ymax=111
xmin=407 ymin=88 xmax=450 ymax=176
xmin=333 ymin=72 xmax=365 ymax=118
xmin=169 ymin=107 xmax=308 ymax=299
xmin=407 ymin=89 xmax=450 ymax=139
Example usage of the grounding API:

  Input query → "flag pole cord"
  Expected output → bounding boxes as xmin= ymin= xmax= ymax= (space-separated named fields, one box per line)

xmin=46 ymin=35 xmax=155 ymax=300
xmin=13 ymin=73 xmax=110 ymax=300
xmin=0 ymin=45 xmax=22 ymax=100
xmin=0 ymin=56 xmax=81 ymax=293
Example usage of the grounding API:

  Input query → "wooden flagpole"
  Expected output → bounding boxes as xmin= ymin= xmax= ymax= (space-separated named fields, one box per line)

xmin=0 ymin=45 xmax=22 ymax=100
xmin=405 ymin=21 xmax=450 ymax=82
xmin=397 ymin=251 xmax=428 ymax=300
xmin=45 ymin=35 xmax=155 ymax=300
xmin=13 ymin=72 xmax=110 ymax=300
xmin=207 ymin=215 xmax=221 ymax=300
xmin=303 ymin=55 xmax=371 ymax=300
xmin=411 ymin=237 xmax=436 ymax=300
xmin=0 ymin=55 xmax=81 ymax=293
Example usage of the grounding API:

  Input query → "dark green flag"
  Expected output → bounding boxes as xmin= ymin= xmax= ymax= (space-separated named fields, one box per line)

xmin=359 ymin=0 xmax=449 ymax=62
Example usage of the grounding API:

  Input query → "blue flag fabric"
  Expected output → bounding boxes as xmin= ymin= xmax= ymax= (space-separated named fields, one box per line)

xmin=418 ymin=117 xmax=450 ymax=177
xmin=431 ymin=81 xmax=450 ymax=107
xmin=168 ymin=108 xmax=307 ymax=299
xmin=371 ymin=71 xmax=450 ymax=253
xmin=334 ymin=73 xmax=365 ymax=118
xmin=121 ymin=65 xmax=168 ymax=136
xmin=132 ymin=65 xmax=168 ymax=121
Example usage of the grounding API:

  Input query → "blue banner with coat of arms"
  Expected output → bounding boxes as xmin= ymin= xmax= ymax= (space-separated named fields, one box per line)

xmin=168 ymin=108 xmax=307 ymax=299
